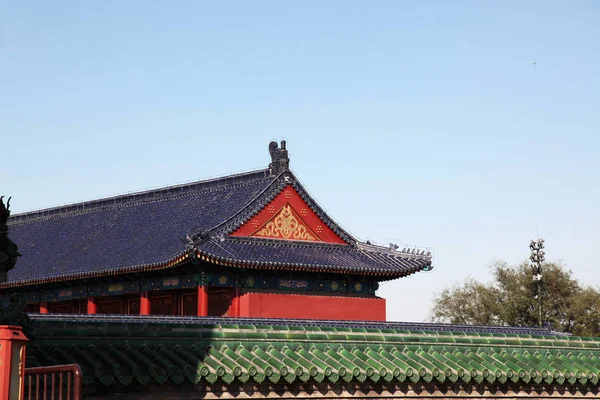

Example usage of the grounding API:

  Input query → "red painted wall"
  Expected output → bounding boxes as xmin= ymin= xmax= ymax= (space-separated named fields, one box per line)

xmin=239 ymin=292 xmax=386 ymax=321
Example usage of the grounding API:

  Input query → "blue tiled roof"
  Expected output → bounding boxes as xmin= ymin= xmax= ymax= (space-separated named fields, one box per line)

xmin=7 ymin=170 xmax=273 ymax=285
xmin=196 ymin=237 xmax=430 ymax=276
xmin=5 ymin=169 xmax=432 ymax=287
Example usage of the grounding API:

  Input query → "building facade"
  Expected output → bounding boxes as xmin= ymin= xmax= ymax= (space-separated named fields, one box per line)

xmin=2 ymin=141 xmax=431 ymax=321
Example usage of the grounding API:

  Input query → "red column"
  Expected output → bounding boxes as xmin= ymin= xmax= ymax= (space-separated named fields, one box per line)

xmin=231 ymin=288 xmax=241 ymax=317
xmin=197 ymin=285 xmax=208 ymax=317
xmin=39 ymin=301 xmax=49 ymax=314
xmin=140 ymin=291 xmax=151 ymax=315
xmin=87 ymin=297 xmax=97 ymax=315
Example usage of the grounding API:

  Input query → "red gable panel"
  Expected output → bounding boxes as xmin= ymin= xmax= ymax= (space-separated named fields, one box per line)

xmin=231 ymin=185 xmax=346 ymax=244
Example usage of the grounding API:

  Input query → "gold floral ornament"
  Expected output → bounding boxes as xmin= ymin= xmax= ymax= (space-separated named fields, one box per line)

xmin=254 ymin=204 xmax=319 ymax=241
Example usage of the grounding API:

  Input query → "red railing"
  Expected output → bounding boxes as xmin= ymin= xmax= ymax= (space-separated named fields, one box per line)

xmin=24 ymin=364 xmax=82 ymax=400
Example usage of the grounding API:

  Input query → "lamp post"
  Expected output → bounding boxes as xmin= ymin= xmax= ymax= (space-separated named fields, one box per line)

xmin=529 ymin=238 xmax=545 ymax=327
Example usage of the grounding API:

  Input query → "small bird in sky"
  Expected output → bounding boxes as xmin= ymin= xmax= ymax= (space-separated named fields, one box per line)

xmin=533 ymin=61 xmax=536 ymax=70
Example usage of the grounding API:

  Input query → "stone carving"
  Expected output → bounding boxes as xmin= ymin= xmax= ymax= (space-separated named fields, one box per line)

xmin=0 ymin=294 xmax=28 ymax=327
xmin=0 ymin=196 xmax=11 ymax=225
xmin=0 ymin=196 xmax=21 ymax=282
xmin=0 ymin=198 xmax=28 ymax=331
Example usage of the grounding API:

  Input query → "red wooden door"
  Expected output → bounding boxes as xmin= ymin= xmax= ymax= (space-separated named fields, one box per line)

xmin=181 ymin=291 xmax=198 ymax=316
xmin=96 ymin=298 xmax=124 ymax=314
xmin=127 ymin=297 xmax=140 ymax=314
xmin=150 ymin=293 xmax=176 ymax=315
xmin=47 ymin=301 xmax=76 ymax=314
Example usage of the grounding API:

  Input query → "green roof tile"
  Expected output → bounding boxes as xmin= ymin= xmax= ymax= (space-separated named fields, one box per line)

xmin=25 ymin=317 xmax=600 ymax=389
xmin=309 ymin=346 xmax=348 ymax=382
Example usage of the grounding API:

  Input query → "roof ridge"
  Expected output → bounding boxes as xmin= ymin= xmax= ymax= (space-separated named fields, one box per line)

xmin=217 ymin=232 xmax=431 ymax=260
xmin=289 ymin=174 xmax=357 ymax=243
xmin=28 ymin=314 xmax=561 ymax=338
xmin=198 ymin=170 xmax=289 ymax=240
xmin=215 ymin=236 xmax=433 ymax=263
xmin=357 ymin=242 xmax=432 ymax=260
xmin=219 ymin=236 xmax=351 ymax=248
xmin=9 ymin=168 xmax=271 ymax=225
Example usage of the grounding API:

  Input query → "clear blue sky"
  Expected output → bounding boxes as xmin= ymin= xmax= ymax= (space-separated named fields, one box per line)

xmin=2 ymin=1 xmax=599 ymax=322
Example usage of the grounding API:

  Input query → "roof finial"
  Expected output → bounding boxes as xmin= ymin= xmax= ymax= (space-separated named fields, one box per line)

xmin=268 ymin=140 xmax=290 ymax=176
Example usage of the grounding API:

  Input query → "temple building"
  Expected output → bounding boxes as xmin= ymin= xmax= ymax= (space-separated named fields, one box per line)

xmin=2 ymin=141 xmax=432 ymax=321
xmin=2 ymin=141 xmax=599 ymax=399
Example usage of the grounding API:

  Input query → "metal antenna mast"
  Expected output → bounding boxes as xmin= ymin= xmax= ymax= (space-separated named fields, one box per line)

xmin=529 ymin=238 xmax=546 ymax=327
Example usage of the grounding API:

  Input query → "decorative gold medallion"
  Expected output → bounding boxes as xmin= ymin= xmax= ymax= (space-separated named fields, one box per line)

xmin=254 ymin=204 xmax=319 ymax=241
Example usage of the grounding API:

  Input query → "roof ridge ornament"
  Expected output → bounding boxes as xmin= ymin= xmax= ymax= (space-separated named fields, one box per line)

xmin=268 ymin=140 xmax=290 ymax=176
